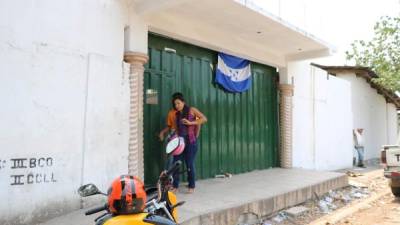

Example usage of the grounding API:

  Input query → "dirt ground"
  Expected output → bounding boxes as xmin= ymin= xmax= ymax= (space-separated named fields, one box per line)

xmin=335 ymin=190 xmax=400 ymax=225
xmin=263 ymin=167 xmax=400 ymax=225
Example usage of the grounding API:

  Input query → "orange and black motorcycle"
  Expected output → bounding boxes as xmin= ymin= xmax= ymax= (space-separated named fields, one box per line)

xmin=78 ymin=161 xmax=185 ymax=225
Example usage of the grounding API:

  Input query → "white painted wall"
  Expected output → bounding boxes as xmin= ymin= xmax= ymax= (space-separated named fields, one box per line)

xmin=290 ymin=61 xmax=399 ymax=169
xmin=0 ymin=0 xmax=147 ymax=224
xmin=313 ymin=72 xmax=353 ymax=170
xmin=338 ymin=74 xmax=398 ymax=160
xmin=387 ymin=103 xmax=398 ymax=145
xmin=291 ymin=61 xmax=353 ymax=170
xmin=291 ymin=62 xmax=314 ymax=168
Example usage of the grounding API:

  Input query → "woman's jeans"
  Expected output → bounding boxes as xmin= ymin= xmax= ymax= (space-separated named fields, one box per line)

xmin=355 ymin=146 xmax=364 ymax=166
xmin=173 ymin=140 xmax=198 ymax=189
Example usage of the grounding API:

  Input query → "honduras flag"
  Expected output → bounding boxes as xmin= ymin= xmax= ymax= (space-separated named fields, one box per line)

xmin=215 ymin=53 xmax=252 ymax=93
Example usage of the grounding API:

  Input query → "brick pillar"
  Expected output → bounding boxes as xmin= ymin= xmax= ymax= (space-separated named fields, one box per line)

xmin=279 ymin=84 xmax=294 ymax=168
xmin=124 ymin=51 xmax=148 ymax=180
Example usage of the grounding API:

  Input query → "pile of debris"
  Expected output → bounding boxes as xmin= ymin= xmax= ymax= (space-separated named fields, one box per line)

xmin=238 ymin=168 xmax=387 ymax=225
xmin=260 ymin=180 xmax=371 ymax=225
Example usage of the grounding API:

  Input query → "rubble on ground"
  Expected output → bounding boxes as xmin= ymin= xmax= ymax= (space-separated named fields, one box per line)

xmin=284 ymin=206 xmax=309 ymax=217
xmin=259 ymin=168 xmax=386 ymax=225
xmin=346 ymin=171 xmax=363 ymax=177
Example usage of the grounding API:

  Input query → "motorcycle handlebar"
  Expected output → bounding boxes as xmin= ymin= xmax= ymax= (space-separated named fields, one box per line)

xmin=166 ymin=160 xmax=182 ymax=176
xmin=85 ymin=204 xmax=107 ymax=215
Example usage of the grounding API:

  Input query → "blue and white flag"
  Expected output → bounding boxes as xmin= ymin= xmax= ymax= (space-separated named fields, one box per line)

xmin=215 ymin=52 xmax=252 ymax=93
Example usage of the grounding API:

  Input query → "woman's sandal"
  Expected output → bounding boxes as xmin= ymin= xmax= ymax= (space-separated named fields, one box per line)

xmin=187 ymin=188 xmax=195 ymax=194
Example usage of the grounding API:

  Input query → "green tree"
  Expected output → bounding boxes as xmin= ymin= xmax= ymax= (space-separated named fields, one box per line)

xmin=346 ymin=16 xmax=400 ymax=92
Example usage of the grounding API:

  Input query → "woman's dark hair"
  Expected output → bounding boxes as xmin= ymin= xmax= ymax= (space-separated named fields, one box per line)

xmin=172 ymin=94 xmax=190 ymax=118
xmin=171 ymin=92 xmax=184 ymax=109
xmin=172 ymin=92 xmax=183 ymax=99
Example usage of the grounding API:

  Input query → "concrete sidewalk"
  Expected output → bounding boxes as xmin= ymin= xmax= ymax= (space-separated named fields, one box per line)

xmin=38 ymin=168 xmax=347 ymax=225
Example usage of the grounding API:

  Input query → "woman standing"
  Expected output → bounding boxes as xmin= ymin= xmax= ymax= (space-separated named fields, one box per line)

xmin=172 ymin=95 xmax=207 ymax=193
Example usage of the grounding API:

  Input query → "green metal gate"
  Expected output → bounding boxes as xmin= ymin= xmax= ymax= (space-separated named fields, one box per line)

xmin=143 ymin=34 xmax=279 ymax=185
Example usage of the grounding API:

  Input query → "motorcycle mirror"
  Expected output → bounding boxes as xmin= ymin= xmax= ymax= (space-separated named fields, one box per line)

xmin=78 ymin=184 xmax=102 ymax=197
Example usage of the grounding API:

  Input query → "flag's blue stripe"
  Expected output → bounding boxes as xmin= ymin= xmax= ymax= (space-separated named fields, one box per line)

xmin=219 ymin=53 xmax=249 ymax=69
xmin=215 ymin=68 xmax=251 ymax=93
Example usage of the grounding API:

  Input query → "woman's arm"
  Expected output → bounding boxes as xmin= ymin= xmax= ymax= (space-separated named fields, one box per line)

xmin=159 ymin=126 xmax=170 ymax=141
xmin=190 ymin=107 xmax=207 ymax=125
xmin=181 ymin=107 xmax=207 ymax=126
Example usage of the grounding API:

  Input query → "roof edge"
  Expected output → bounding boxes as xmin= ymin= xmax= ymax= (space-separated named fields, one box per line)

xmin=235 ymin=0 xmax=336 ymax=53
xmin=311 ymin=63 xmax=400 ymax=109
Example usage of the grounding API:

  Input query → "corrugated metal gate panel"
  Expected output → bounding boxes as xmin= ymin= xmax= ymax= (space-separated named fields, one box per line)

xmin=143 ymin=34 xmax=279 ymax=184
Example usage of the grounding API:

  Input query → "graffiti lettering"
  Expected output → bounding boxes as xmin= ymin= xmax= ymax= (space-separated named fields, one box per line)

xmin=10 ymin=173 xmax=57 ymax=185
xmin=51 ymin=173 xmax=57 ymax=182
xmin=30 ymin=158 xmax=36 ymax=168
xmin=10 ymin=158 xmax=27 ymax=169
xmin=10 ymin=175 xmax=24 ymax=185
xmin=36 ymin=174 xmax=42 ymax=183
xmin=35 ymin=173 xmax=57 ymax=183
xmin=29 ymin=157 xmax=53 ymax=168
xmin=0 ymin=160 xmax=6 ymax=170
xmin=6 ymin=157 xmax=56 ymax=186
xmin=27 ymin=173 xmax=34 ymax=184
xmin=38 ymin=158 xmax=45 ymax=167
xmin=46 ymin=158 xmax=53 ymax=167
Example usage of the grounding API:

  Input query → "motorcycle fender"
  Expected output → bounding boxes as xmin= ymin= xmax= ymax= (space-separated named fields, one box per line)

xmin=143 ymin=215 xmax=178 ymax=225
xmin=95 ymin=214 xmax=112 ymax=225
xmin=103 ymin=213 xmax=153 ymax=225
xmin=167 ymin=191 xmax=178 ymax=221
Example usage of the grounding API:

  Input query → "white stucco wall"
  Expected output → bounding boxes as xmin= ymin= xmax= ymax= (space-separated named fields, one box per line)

xmin=338 ymin=74 xmax=398 ymax=160
xmin=291 ymin=61 xmax=353 ymax=170
xmin=0 ymin=1 xmax=147 ymax=224
xmin=387 ymin=103 xmax=398 ymax=145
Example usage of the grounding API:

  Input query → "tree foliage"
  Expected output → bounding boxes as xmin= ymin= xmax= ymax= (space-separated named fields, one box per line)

xmin=346 ymin=16 xmax=400 ymax=92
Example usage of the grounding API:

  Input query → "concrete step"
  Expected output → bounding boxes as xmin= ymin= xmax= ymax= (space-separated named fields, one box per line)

xmin=175 ymin=168 xmax=348 ymax=225
xmin=38 ymin=168 xmax=347 ymax=225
